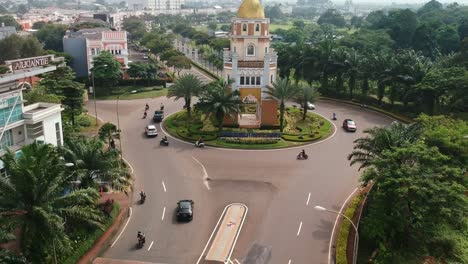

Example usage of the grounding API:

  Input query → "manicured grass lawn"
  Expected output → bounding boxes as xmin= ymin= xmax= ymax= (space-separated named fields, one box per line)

xmin=164 ymin=107 xmax=333 ymax=149
xmin=269 ymin=22 xmax=294 ymax=32
xmin=96 ymin=86 xmax=167 ymax=100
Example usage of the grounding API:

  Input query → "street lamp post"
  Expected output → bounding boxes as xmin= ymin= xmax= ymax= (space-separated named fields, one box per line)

xmin=116 ymin=90 xmax=137 ymax=163
xmin=91 ymin=64 xmax=108 ymax=126
xmin=314 ymin=205 xmax=359 ymax=264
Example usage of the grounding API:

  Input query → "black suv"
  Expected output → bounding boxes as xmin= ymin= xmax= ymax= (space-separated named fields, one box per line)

xmin=176 ymin=200 xmax=194 ymax=221
xmin=153 ymin=110 xmax=164 ymax=123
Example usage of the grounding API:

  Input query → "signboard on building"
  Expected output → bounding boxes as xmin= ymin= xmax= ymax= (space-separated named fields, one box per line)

xmin=5 ymin=55 xmax=54 ymax=71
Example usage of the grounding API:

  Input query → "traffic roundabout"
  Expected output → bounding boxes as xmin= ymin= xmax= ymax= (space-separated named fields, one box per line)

xmin=88 ymin=96 xmax=394 ymax=264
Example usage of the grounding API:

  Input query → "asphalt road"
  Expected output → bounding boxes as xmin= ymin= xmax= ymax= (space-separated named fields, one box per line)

xmin=89 ymin=95 xmax=393 ymax=264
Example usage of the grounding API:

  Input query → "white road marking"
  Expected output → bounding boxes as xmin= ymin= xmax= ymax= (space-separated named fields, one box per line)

xmin=162 ymin=181 xmax=166 ymax=192
xmin=306 ymin=192 xmax=311 ymax=206
xmin=297 ymin=221 xmax=303 ymax=236
xmin=110 ymin=207 xmax=132 ymax=248
xmin=147 ymin=241 xmax=154 ymax=251
xmin=327 ymin=187 xmax=359 ymax=264
xmin=162 ymin=206 xmax=166 ymax=221
xmin=191 ymin=156 xmax=210 ymax=190
xmin=288 ymin=260 xmax=292 ymax=264
xmin=234 ymin=259 xmax=241 ymax=264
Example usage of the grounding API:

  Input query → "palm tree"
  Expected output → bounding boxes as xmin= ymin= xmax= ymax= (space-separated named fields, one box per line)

xmin=295 ymin=82 xmax=319 ymax=121
xmin=195 ymin=79 xmax=241 ymax=131
xmin=62 ymin=137 xmax=128 ymax=190
xmin=264 ymin=77 xmax=299 ymax=132
xmin=167 ymin=73 xmax=203 ymax=118
xmin=348 ymin=122 xmax=423 ymax=170
xmin=0 ymin=142 xmax=103 ymax=262
xmin=345 ymin=49 xmax=361 ymax=98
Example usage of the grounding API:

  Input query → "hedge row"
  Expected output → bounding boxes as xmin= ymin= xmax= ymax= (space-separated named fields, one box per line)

xmin=220 ymin=131 xmax=282 ymax=138
xmin=282 ymin=133 xmax=321 ymax=142
xmin=221 ymin=137 xmax=280 ymax=144
xmin=118 ymin=78 xmax=167 ymax=87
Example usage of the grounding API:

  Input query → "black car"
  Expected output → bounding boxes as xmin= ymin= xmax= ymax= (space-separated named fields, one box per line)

xmin=153 ymin=110 xmax=164 ymax=123
xmin=176 ymin=200 xmax=194 ymax=221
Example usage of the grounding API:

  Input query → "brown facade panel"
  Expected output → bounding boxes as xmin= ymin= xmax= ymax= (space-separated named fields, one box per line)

xmin=236 ymin=23 xmax=241 ymax=35
xmin=261 ymin=23 xmax=265 ymax=36
xmin=224 ymin=113 xmax=238 ymax=126
xmin=248 ymin=24 xmax=254 ymax=35
xmin=261 ymin=99 xmax=278 ymax=126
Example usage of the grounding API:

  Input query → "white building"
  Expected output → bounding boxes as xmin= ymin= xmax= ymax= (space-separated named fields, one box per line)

xmin=0 ymin=55 xmax=65 ymax=175
xmin=148 ymin=0 xmax=185 ymax=10
xmin=63 ymin=28 xmax=129 ymax=77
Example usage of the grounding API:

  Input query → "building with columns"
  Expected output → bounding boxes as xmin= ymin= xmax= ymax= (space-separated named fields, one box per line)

xmin=223 ymin=0 xmax=278 ymax=128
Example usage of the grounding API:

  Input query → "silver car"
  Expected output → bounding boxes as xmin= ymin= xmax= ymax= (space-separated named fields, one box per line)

xmin=145 ymin=125 xmax=158 ymax=137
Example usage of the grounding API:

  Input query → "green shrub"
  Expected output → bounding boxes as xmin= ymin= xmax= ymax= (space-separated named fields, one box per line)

xmin=282 ymin=133 xmax=321 ymax=142
xmin=75 ymin=115 xmax=93 ymax=127
xmin=221 ymin=137 xmax=280 ymax=144
xmin=336 ymin=195 xmax=362 ymax=264
xmin=61 ymin=202 xmax=120 ymax=264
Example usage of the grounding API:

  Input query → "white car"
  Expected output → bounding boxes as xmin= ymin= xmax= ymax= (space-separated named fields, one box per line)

xmin=143 ymin=55 xmax=149 ymax=59
xmin=306 ymin=102 xmax=315 ymax=110
xmin=145 ymin=125 xmax=158 ymax=137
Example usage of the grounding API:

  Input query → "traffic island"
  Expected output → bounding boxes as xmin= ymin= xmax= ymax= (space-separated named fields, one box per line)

xmin=163 ymin=107 xmax=334 ymax=150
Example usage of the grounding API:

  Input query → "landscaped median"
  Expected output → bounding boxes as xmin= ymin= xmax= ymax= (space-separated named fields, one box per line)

xmin=163 ymin=107 xmax=333 ymax=149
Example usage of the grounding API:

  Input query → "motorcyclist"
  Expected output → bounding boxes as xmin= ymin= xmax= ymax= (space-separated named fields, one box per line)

xmin=143 ymin=111 xmax=147 ymax=119
xmin=140 ymin=190 xmax=146 ymax=200
xmin=196 ymin=137 xmax=204 ymax=147
xmin=298 ymin=149 xmax=307 ymax=159
xmin=145 ymin=103 xmax=149 ymax=111
xmin=160 ymin=103 xmax=164 ymax=111
xmin=137 ymin=231 xmax=146 ymax=243
xmin=332 ymin=113 xmax=337 ymax=120
xmin=161 ymin=136 xmax=168 ymax=144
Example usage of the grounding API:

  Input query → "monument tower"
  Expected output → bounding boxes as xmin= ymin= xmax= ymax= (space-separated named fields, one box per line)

xmin=223 ymin=0 xmax=278 ymax=128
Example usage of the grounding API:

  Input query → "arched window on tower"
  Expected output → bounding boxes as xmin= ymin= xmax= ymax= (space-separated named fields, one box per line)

xmin=247 ymin=44 xmax=255 ymax=56
xmin=255 ymin=24 xmax=260 ymax=32
xmin=242 ymin=24 xmax=247 ymax=32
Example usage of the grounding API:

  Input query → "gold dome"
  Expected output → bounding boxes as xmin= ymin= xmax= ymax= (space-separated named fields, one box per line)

xmin=237 ymin=0 xmax=265 ymax=19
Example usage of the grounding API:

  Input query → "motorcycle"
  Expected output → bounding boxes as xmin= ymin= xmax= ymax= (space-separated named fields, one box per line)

xmin=143 ymin=112 xmax=147 ymax=119
xmin=332 ymin=113 xmax=337 ymax=120
xmin=160 ymin=139 xmax=169 ymax=146
xmin=140 ymin=193 xmax=146 ymax=204
xmin=195 ymin=141 xmax=205 ymax=148
xmin=297 ymin=153 xmax=308 ymax=160
xmin=137 ymin=235 xmax=146 ymax=248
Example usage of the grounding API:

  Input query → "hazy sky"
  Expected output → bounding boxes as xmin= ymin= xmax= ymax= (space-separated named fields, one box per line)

xmin=269 ymin=0 xmax=468 ymax=4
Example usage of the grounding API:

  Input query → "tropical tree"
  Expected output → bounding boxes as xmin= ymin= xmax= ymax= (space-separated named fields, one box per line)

xmin=264 ymin=77 xmax=299 ymax=131
xmin=348 ymin=121 xmax=423 ymax=170
xmin=0 ymin=143 xmax=103 ymax=262
xmin=62 ymin=137 xmax=127 ymax=190
xmin=91 ymin=51 xmax=123 ymax=89
xmin=98 ymin=122 xmax=118 ymax=145
xmin=167 ymin=55 xmax=192 ymax=76
xmin=295 ymin=82 xmax=319 ymax=120
xmin=344 ymin=49 xmax=361 ymax=98
xmin=167 ymin=73 xmax=203 ymax=117
xmin=195 ymin=79 xmax=241 ymax=131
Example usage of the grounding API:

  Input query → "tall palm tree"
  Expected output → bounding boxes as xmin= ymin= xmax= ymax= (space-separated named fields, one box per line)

xmin=295 ymin=82 xmax=319 ymax=121
xmin=0 ymin=143 xmax=103 ymax=262
xmin=62 ymin=137 xmax=127 ymax=190
xmin=264 ymin=77 xmax=299 ymax=132
xmin=345 ymin=49 xmax=361 ymax=98
xmin=167 ymin=73 xmax=203 ymax=117
xmin=195 ymin=79 xmax=241 ymax=131
xmin=348 ymin=122 xmax=423 ymax=170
